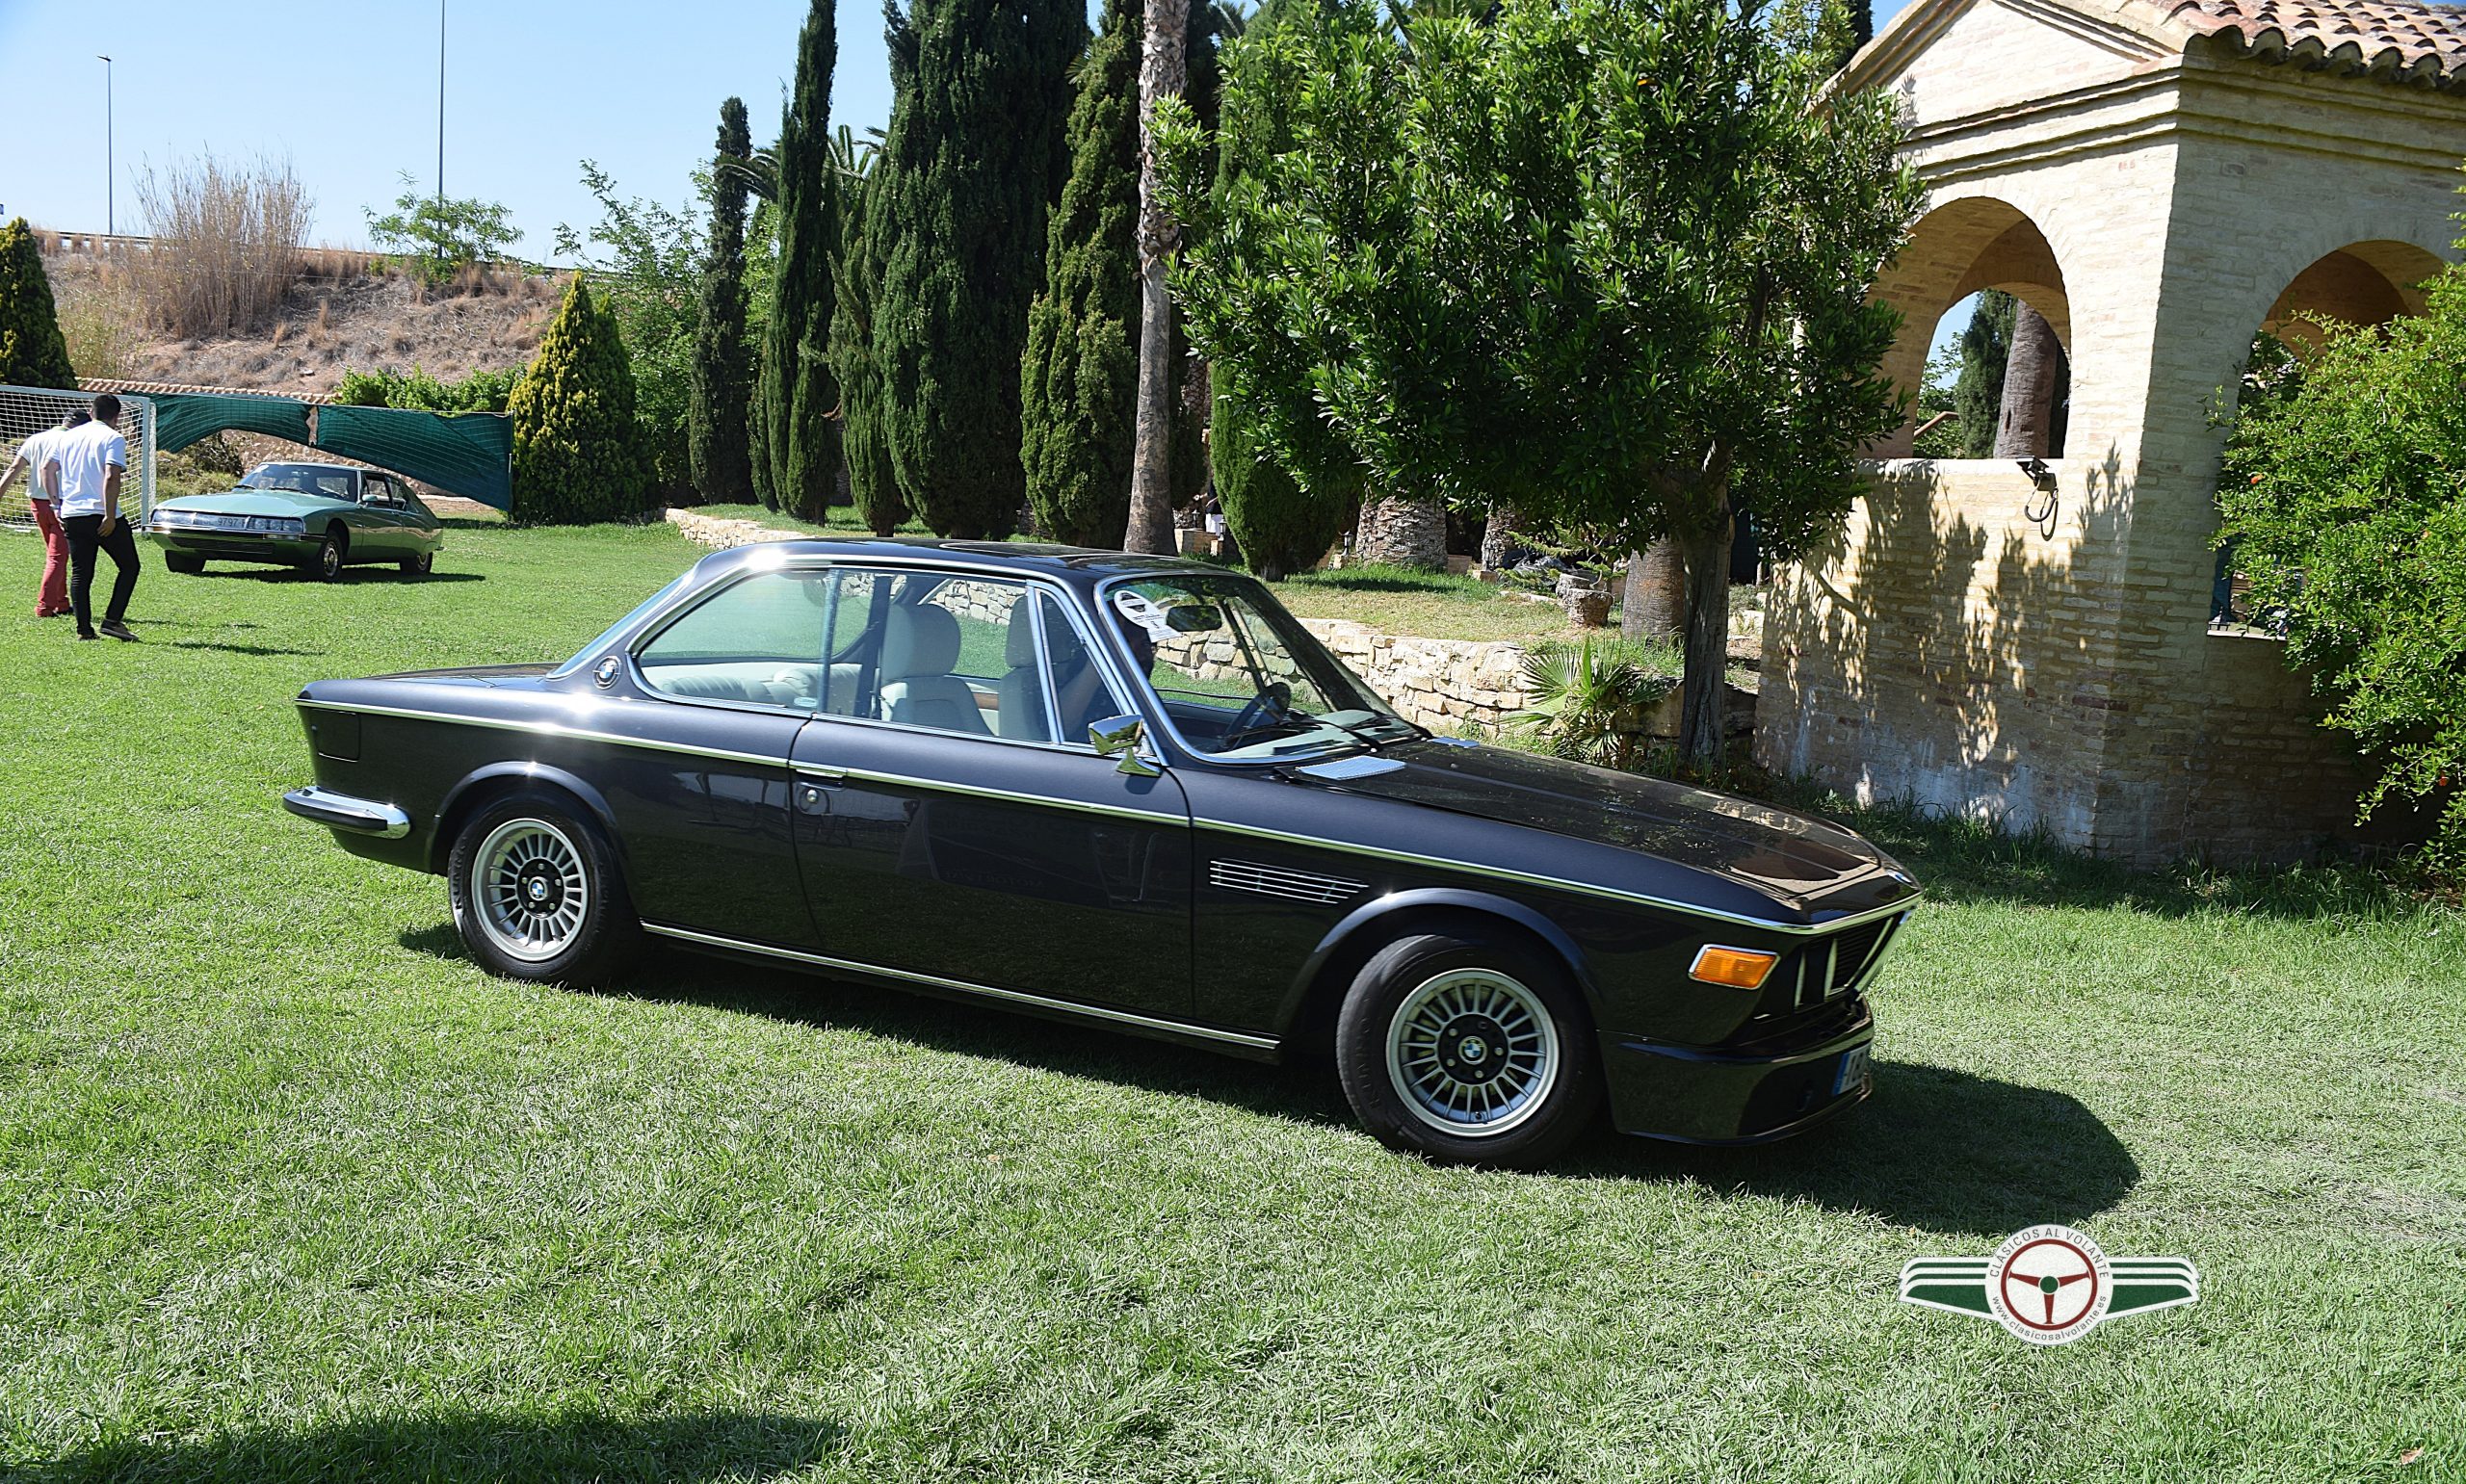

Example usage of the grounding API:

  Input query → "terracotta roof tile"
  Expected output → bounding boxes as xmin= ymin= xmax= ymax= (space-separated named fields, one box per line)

xmin=2162 ymin=0 xmax=2466 ymax=83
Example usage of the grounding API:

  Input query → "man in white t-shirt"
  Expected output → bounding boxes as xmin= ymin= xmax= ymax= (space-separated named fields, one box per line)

xmin=43 ymin=393 xmax=141 ymax=640
xmin=0 ymin=411 xmax=78 ymax=617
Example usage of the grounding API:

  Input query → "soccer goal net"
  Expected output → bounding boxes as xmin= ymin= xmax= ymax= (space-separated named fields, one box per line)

xmin=0 ymin=383 xmax=157 ymax=532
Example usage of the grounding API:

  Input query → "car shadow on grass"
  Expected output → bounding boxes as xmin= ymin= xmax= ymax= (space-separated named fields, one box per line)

xmin=181 ymin=567 xmax=485 ymax=585
xmin=21 ymin=1408 xmax=843 ymax=1484
xmin=401 ymin=924 xmax=2136 ymax=1236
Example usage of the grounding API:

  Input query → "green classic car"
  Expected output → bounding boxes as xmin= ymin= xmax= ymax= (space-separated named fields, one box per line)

xmin=146 ymin=461 xmax=444 ymax=581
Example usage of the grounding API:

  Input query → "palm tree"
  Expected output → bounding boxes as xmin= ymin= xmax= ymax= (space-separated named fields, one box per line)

xmin=1123 ymin=0 xmax=1192 ymax=555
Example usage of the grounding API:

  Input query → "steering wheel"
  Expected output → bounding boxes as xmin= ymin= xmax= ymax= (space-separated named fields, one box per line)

xmin=1224 ymin=682 xmax=1294 ymax=744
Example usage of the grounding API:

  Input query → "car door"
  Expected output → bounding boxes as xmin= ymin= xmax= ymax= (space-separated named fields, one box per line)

xmin=355 ymin=475 xmax=408 ymax=557
xmin=786 ymin=568 xmax=1196 ymax=1021
xmin=604 ymin=562 xmax=833 ymax=950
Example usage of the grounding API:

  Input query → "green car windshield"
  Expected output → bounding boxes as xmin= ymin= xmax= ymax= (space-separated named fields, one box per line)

xmin=240 ymin=464 xmax=356 ymax=498
xmin=1105 ymin=574 xmax=1420 ymax=761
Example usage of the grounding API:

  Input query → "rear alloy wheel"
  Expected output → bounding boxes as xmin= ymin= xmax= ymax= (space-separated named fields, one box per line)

xmin=1335 ymin=932 xmax=1602 ymax=1167
xmin=447 ymin=793 xmax=640 ymax=985
xmin=309 ymin=529 xmax=347 ymax=582
xmin=400 ymin=551 xmax=434 ymax=577
xmin=163 ymin=553 xmax=204 ymax=575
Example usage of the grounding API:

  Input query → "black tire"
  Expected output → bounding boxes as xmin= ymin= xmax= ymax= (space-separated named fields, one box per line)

xmin=309 ymin=528 xmax=347 ymax=581
xmin=163 ymin=553 xmax=204 ymax=575
xmin=1334 ymin=931 xmax=1602 ymax=1167
xmin=400 ymin=551 xmax=434 ymax=577
xmin=446 ymin=791 xmax=641 ymax=986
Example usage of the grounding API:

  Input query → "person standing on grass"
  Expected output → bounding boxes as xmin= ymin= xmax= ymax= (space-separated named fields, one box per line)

xmin=44 ymin=393 xmax=140 ymax=641
xmin=0 ymin=410 xmax=80 ymax=617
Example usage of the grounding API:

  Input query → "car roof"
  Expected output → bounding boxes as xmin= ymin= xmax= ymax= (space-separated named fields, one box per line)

xmin=253 ymin=460 xmax=361 ymax=473
xmin=691 ymin=535 xmax=1233 ymax=594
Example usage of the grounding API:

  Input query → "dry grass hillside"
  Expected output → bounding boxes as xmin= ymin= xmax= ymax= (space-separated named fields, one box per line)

xmin=43 ymin=250 xmax=560 ymax=397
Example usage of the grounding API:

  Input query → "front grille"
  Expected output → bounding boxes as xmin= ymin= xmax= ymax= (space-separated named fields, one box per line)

xmin=1778 ymin=914 xmax=1904 ymax=1009
xmin=1208 ymin=858 xmax=1368 ymax=905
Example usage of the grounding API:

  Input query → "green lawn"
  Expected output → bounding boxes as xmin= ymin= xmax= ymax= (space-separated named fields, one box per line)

xmin=2 ymin=519 xmax=2462 ymax=1483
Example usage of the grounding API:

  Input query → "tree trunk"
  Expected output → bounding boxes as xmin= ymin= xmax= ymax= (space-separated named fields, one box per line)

xmin=1478 ymin=501 xmax=1523 ymax=571
xmin=1123 ymin=0 xmax=1190 ymax=556
xmin=1676 ymin=520 xmax=1733 ymax=765
xmin=1620 ymin=542 xmax=1685 ymax=640
xmin=1353 ymin=494 xmax=1447 ymax=569
xmin=1995 ymin=300 xmax=2059 ymax=457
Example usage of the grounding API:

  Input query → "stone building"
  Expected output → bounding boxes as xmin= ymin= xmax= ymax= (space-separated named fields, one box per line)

xmin=1759 ymin=0 xmax=2466 ymax=863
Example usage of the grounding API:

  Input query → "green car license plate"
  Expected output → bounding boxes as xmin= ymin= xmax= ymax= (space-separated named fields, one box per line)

xmin=1834 ymin=1044 xmax=1872 ymax=1097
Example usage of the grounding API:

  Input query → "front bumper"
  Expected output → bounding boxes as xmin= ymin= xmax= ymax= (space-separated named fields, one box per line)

xmin=282 ymin=785 xmax=411 ymax=839
xmin=1601 ymin=999 xmax=1875 ymax=1144
xmin=147 ymin=525 xmax=319 ymax=563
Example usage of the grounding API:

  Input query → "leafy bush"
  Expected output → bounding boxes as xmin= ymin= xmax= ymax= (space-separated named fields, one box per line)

xmin=364 ymin=173 xmax=522 ymax=283
xmin=555 ymin=164 xmax=702 ymax=503
xmin=2217 ymin=262 xmax=2466 ymax=865
xmin=1510 ymin=636 xmax=1680 ymax=772
xmin=0 ymin=217 xmax=75 ymax=386
xmin=1211 ymin=390 xmax=1347 ymax=581
xmin=508 ymin=278 xmax=650 ymax=525
xmin=335 ymin=364 xmax=518 ymax=413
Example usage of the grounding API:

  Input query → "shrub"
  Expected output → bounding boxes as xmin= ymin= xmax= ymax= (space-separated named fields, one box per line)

xmin=0 ymin=218 xmax=76 ymax=386
xmin=128 ymin=153 xmax=312 ymax=337
xmin=1210 ymin=391 xmax=1346 ymax=581
xmin=1510 ymin=636 xmax=1680 ymax=772
xmin=2217 ymin=261 xmax=2466 ymax=865
xmin=335 ymin=364 xmax=518 ymax=412
xmin=364 ymin=172 xmax=522 ymax=284
xmin=508 ymin=278 xmax=650 ymax=525
xmin=555 ymin=165 xmax=702 ymax=503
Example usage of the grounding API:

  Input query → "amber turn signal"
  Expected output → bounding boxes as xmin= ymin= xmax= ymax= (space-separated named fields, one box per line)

xmin=1689 ymin=945 xmax=1779 ymax=990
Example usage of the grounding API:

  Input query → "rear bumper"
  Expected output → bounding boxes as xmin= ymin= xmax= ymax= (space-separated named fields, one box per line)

xmin=282 ymin=785 xmax=411 ymax=839
xmin=1601 ymin=1001 xmax=1875 ymax=1144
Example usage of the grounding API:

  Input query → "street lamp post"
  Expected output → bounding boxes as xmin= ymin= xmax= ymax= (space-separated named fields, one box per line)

xmin=97 ymin=54 xmax=114 ymax=234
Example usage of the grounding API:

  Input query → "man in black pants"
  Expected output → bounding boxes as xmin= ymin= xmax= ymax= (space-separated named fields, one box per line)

xmin=43 ymin=393 xmax=140 ymax=641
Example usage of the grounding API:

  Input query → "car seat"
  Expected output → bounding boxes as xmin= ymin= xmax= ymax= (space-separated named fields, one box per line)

xmin=994 ymin=596 xmax=1053 ymax=742
xmin=879 ymin=604 xmax=990 ymax=735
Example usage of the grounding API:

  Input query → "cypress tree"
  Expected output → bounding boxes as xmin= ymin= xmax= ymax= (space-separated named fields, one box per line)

xmin=1021 ymin=0 xmax=1218 ymax=548
xmin=1954 ymin=289 xmax=2016 ymax=458
xmin=760 ymin=2 xmax=842 ymax=521
xmin=0 ymin=219 xmax=75 ymax=388
xmin=688 ymin=97 xmax=756 ymax=507
xmin=1211 ymin=386 xmax=1346 ymax=582
xmin=870 ymin=0 xmax=1087 ymax=539
xmin=510 ymin=278 xmax=649 ymax=525
xmin=833 ymin=122 xmax=905 ymax=534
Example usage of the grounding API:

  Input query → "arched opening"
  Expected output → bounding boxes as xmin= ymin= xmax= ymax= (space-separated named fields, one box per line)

xmin=2211 ymin=238 xmax=2450 ymax=629
xmin=1870 ymin=197 xmax=2073 ymax=458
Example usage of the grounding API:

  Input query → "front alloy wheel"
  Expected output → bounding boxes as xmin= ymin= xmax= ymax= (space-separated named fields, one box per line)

xmin=448 ymin=793 xmax=639 ymax=984
xmin=1336 ymin=932 xmax=1601 ymax=1166
xmin=312 ymin=530 xmax=346 ymax=582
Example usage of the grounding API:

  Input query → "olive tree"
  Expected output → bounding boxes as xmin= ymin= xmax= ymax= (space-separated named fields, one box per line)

xmin=1160 ymin=0 xmax=1921 ymax=760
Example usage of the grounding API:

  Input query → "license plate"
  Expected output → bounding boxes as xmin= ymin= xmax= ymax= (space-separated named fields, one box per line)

xmin=1833 ymin=1044 xmax=1872 ymax=1097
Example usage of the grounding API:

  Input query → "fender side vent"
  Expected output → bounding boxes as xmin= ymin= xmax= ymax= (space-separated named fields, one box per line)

xmin=1209 ymin=859 xmax=1368 ymax=905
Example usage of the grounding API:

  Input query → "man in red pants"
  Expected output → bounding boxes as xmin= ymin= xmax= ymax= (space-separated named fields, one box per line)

xmin=0 ymin=409 xmax=79 ymax=618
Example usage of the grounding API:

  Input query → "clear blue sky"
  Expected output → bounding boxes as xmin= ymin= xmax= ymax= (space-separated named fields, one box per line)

xmin=1 ymin=0 xmax=1942 ymax=324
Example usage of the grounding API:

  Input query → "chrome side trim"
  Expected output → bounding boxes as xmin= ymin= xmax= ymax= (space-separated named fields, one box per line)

xmin=281 ymin=785 xmax=412 ymax=839
xmin=642 ymin=923 xmax=1281 ymax=1051
xmin=296 ymin=699 xmax=789 ymax=770
xmin=1195 ymin=818 xmax=1924 ymax=936
xmin=790 ymin=761 xmax=1177 ymax=825
xmin=294 ymin=698 xmax=1924 ymax=935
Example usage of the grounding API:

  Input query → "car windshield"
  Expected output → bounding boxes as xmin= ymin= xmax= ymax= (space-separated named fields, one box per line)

xmin=1105 ymin=574 xmax=1420 ymax=760
xmin=240 ymin=463 xmax=356 ymax=499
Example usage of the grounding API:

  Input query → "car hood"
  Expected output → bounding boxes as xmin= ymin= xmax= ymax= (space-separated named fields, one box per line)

xmin=377 ymin=663 xmax=558 ymax=688
xmin=1297 ymin=741 xmax=1911 ymax=910
xmin=159 ymin=489 xmax=348 ymax=517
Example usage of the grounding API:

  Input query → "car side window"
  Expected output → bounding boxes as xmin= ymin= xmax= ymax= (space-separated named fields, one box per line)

xmin=635 ymin=568 xmax=832 ymax=709
xmin=1039 ymin=590 xmax=1129 ymax=746
xmin=853 ymin=572 xmax=1049 ymax=742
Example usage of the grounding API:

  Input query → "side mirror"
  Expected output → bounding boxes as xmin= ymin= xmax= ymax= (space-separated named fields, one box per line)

xmin=1089 ymin=714 xmax=1162 ymax=777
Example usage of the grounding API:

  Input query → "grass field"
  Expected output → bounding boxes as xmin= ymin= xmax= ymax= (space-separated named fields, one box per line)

xmin=2 ymin=519 xmax=2462 ymax=1483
